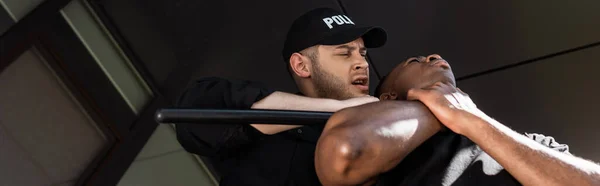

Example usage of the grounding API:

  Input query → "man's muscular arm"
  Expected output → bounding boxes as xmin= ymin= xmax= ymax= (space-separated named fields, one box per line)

xmin=407 ymin=82 xmax=600 ymax=186
xmin=315 ymin=100 xmax=442 ymax=186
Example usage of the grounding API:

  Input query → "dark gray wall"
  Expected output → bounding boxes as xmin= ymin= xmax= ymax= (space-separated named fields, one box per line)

xmin=0 ymin=3 xmax=14 ymax=35
xmin=94 ymin=0 xmax=180 ymax=91
xmin=95 ymin=0 xmax=600 ymax=162
xmin=97 ymin=0 xmax=370 ymax=100
xmin=339 ymin=0 xmax=600 ymax=161
xmin=458 ymin=46 xmax=600 ymax=161
xmin=341 ymin=0 xmax=600 ymax=78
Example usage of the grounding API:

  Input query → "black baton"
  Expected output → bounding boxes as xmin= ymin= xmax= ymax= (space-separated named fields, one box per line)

xmin=155 ymin=108 xmax=333 ymax=125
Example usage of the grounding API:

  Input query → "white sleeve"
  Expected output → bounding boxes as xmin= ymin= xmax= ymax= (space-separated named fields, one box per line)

xmin=524 ymin=132 xmax=571 ymax=154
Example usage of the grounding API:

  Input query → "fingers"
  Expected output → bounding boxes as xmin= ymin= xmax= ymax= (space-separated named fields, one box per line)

xmin=409 ymin=82 xmax=449 ymax=101
xmin=408 ymin=82 xmax=463 ymax=102
xmin=435 ymin=82 xmax=455 ymax=96
xmin=453 ymin=87 xmax=477 ymax=110
xmin=406 ymin=88 xmax=425 ymax=101
xmin=444 ymin=93 xmax=461 ymax=108
xmin=429 ymin=82 xmax=464 ymax=109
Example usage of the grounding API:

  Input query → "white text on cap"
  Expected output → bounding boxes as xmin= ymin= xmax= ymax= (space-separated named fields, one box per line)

xmin=322 ymin=15 xmax=355 ymax=29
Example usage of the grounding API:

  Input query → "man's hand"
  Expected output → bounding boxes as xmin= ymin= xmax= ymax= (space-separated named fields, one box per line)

xmin=408 ymin=82 xmax=600 ymax=186
xmin=406 ymin=82 xmax=479 ymax=135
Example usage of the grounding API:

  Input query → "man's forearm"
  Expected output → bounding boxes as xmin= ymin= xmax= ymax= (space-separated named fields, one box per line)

xmin=464 ymin=112 xmax=600 ymax=186
xmin=252 ymin=91 xmax=344 ymax=111
xmin=250 ymin=91 xmax=345 ymax=134
xmin=315 ymin=101 xmax=442 ymax=185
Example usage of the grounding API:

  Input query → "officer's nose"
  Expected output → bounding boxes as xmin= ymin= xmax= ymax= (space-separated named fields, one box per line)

xmin=353 ymin=60 xmax=369 ymax=70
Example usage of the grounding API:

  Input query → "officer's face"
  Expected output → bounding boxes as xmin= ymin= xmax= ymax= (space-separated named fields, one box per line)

xmin=310 ymin=38 xmax=369 ymax=100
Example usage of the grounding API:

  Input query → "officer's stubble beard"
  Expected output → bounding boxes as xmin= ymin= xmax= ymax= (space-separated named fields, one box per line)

xmin=310 ymin=55 xmax=356 ymax=100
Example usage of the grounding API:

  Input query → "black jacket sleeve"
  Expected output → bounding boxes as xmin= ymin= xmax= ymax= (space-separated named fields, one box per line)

xmin=174 ymin=77 xmax=275 ymax=159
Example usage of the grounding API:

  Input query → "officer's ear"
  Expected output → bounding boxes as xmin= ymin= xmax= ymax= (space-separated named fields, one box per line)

xmin=379 ymin=91 xmax=398 ymax=100
xmin=289 ymin=52 xmax=311 ymax=78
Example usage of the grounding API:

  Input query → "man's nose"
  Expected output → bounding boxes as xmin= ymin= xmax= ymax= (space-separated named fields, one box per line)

xmin=426 ymin=54 xmax=442 ymax=62
xmin=353 ymin=59 xmax=369 ymax=70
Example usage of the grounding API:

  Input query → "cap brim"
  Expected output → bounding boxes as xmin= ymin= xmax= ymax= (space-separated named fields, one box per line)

xmin=320 ymin=26 xmax=387 ymax=48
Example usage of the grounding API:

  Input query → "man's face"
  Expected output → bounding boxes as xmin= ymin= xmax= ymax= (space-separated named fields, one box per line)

xmin=309 ymin=38 xmax=370 ymax=100
xmin=384 ymin=54 xmax=456 ymax=99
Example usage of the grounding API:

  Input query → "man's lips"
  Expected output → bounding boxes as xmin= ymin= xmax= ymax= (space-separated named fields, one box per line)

xmin=352 ymin=76 xmax=368 ymax=84
xmin=352 ymin=75 xmax=369 ymax=91
xmin=353 ymin=84 xmax=369 ymax=91
xmin=431 ymin=59 xmax=450 ymax=69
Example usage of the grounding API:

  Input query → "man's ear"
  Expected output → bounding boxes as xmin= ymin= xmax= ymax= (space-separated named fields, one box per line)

xmin=379 ymin=91 xmax=398 ymax=100
xmin=289 ymin=52 xmax=311 ymax=78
